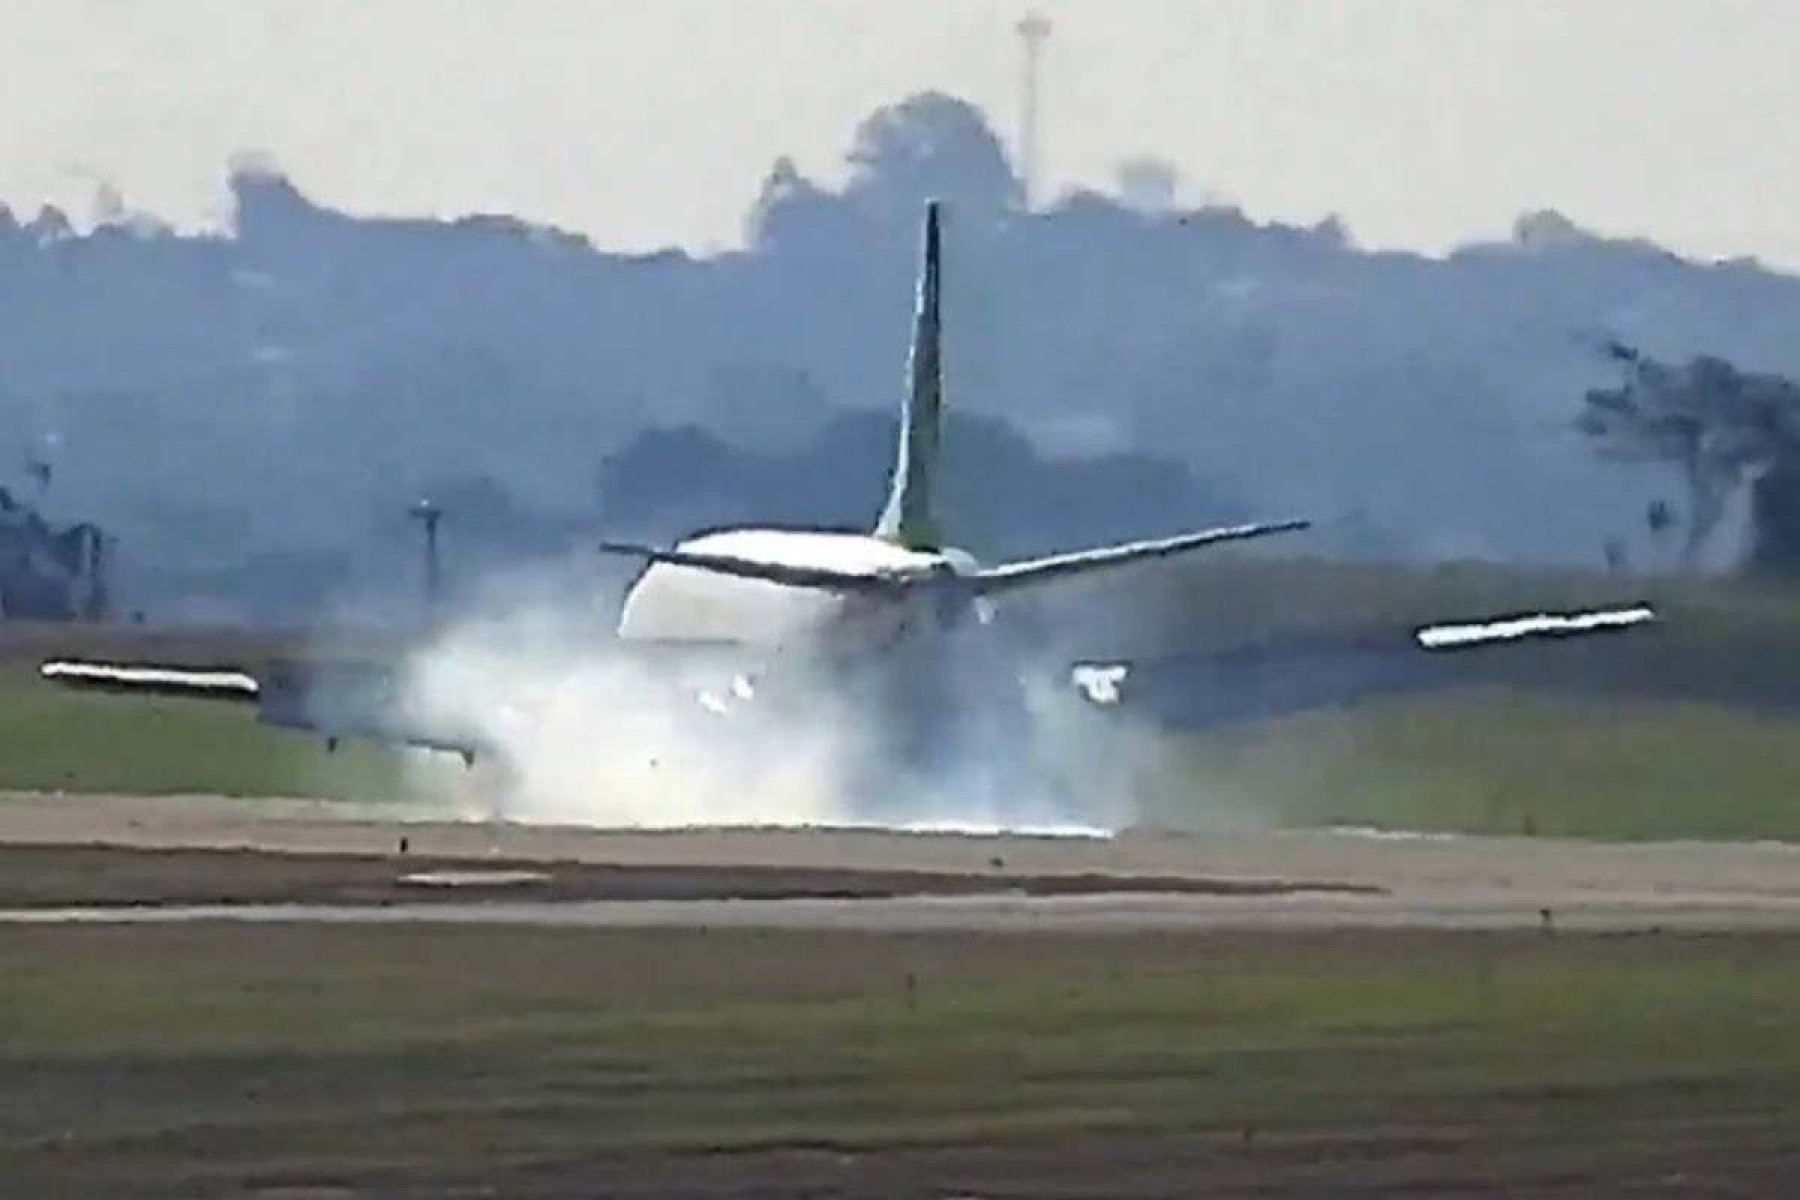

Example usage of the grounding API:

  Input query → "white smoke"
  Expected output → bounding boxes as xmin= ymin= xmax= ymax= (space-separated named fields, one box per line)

xmin=395 ymin=601 xmax=850 ymax=828
xmin=386 ymin=569 xmax=1148 ymax=835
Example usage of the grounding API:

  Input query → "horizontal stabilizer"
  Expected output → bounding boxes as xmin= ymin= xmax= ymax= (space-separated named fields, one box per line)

xmin=973 ymin=519 xmax=1310 ymax=595
xmin=598 ymin=541 xmax=904 ymax=592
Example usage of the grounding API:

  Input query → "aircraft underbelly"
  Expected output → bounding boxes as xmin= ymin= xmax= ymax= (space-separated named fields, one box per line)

xmin=607 ymin=525 xmax=1052 ymax=802
xmin=617 ymin=565 xmax=848 ymax=646
xmin=615 ymin=528 xmax=936 ymax=648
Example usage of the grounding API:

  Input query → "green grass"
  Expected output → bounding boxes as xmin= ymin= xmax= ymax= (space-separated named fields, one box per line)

xmin=0 ymin=620 xmax=420 ymax=802
xmin=22 ymin=666 xmax=1800 ymax=840
xmin=0 ymin=666 xmax=413 ymax=801
xmin=1 ymin=926 xmax=1796 ymax=1194
xmin=1133 ymin=691 xmax=1800 ymax=840
xmin=1064 ymin=556 xmax=1800 ymax=840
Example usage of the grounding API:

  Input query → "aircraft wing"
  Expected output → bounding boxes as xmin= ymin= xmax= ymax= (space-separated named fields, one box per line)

xmin=39 ymin=661 xmax=261 ymax=700
xmin=39 ymin=599 xmax=1657 ymax=761
xmin=1067 ymin=603 xmax=1658 ymax=727
xmin=39 ymin=638 xmax=770 ymax=764
xmin=39 ymin=657 xmax=490 ymax=763
xmin=1410 ymin=605 xmax=1656 ymax=649
xmin=973 ymin=520 xmax=1311 ymax=596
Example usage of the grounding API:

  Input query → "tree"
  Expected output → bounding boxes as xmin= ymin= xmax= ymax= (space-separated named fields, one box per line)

xmin=1114 ymin=156 xmax=1179 ymax=215
xmin=745 ymin=92 xmax=1020 ymax=256
xmin=744 ymin=156 xmax=859 ymax=255
xmin=1749 ymin=457 xmax=1800 ymax=575
xmin=843 ymin=92 xmax=1022 ymax=231
xmin=1577 ymin=341 xmax=1800 ymax=569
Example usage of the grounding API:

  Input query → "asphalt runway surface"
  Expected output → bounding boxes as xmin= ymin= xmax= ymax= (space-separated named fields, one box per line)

xmin=8 ymin=790 xmax=1800 ymax=1198
xmin=2 ymin=790 xmax=1797 ymax=932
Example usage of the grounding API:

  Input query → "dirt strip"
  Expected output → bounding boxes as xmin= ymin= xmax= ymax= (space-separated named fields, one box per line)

xmin=1 ymin=792 xmax=1796 ymax=931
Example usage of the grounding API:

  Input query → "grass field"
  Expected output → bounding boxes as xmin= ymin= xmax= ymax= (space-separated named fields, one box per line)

xmin=2 ymin=555 xmax=1797 ymax=839
xmin=1 ymin=924 xmax=1795 ymax=1196
xmin=10 ymin=669 xmax=1798 ymax=840
xmin=1136 ymin=691 xmax=1800 ymax=840
xmin=1117 ymin=557 xmax=1800 ymax=839
xmin=2 ymin=561 xmax=1797 ymax=1197
xmin=0 ymin=664 xmax=411 ymax=802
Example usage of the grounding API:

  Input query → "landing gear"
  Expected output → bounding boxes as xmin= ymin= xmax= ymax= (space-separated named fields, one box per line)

xmin=838 ymin=631 xmax=1071 ymax=828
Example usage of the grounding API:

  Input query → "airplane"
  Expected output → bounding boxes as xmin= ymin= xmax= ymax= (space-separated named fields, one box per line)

xmin=40 ymin=200 xmax=1658 ymax=810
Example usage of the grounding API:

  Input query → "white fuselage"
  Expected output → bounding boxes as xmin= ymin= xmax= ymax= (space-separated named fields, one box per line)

xmin=613 ymin=528 xmax=1027 ymax=795
xmin=615 ymin=528 xmax=968 ymax=657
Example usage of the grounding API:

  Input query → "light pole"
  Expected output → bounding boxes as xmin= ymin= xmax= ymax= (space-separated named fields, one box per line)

xmin=1016 ymin=9 xmax=1052 ymax=210
xmin=409 ymin=498 xmax=442 ymax=617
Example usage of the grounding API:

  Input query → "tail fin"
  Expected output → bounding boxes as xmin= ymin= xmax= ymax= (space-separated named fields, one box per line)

xmin=874 ymin=200 xmax=945 ymax=550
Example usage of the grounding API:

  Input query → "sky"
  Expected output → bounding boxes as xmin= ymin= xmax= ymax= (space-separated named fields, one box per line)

xmin=4 ymin=0 xmax=1798 ymax=267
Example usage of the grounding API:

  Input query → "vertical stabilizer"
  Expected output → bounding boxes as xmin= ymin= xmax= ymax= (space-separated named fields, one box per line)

xmin=874 ymin=200 xmax=945 ymax=549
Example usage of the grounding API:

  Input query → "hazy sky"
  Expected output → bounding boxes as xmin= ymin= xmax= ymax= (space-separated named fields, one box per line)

xmin=5 ymin=0 xmax=1797 ymax=266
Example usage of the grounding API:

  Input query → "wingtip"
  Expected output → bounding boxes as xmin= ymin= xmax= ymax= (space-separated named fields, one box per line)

xmin=1413 ymin=603 xmax=1658 ymax=650
xmin=38 ymin=659 xmax=262 ymax=694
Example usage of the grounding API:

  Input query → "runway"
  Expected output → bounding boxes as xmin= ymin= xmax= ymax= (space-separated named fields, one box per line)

xmin=7 ymin=794 xmax=1799 ymax=1198
xmin=5 ymin=889 xmax=1800 ymax=932
xmin=2 ymin=790 xmax=1797 ymax=932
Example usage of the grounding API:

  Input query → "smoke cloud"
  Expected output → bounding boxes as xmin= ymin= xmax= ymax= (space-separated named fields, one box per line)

xmin=387 ymin=567 xmax=1143 ymax=836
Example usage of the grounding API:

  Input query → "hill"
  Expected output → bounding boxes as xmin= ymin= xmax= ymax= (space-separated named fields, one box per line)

xmin=6 ymin=93 xmax=1800 ymax=620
